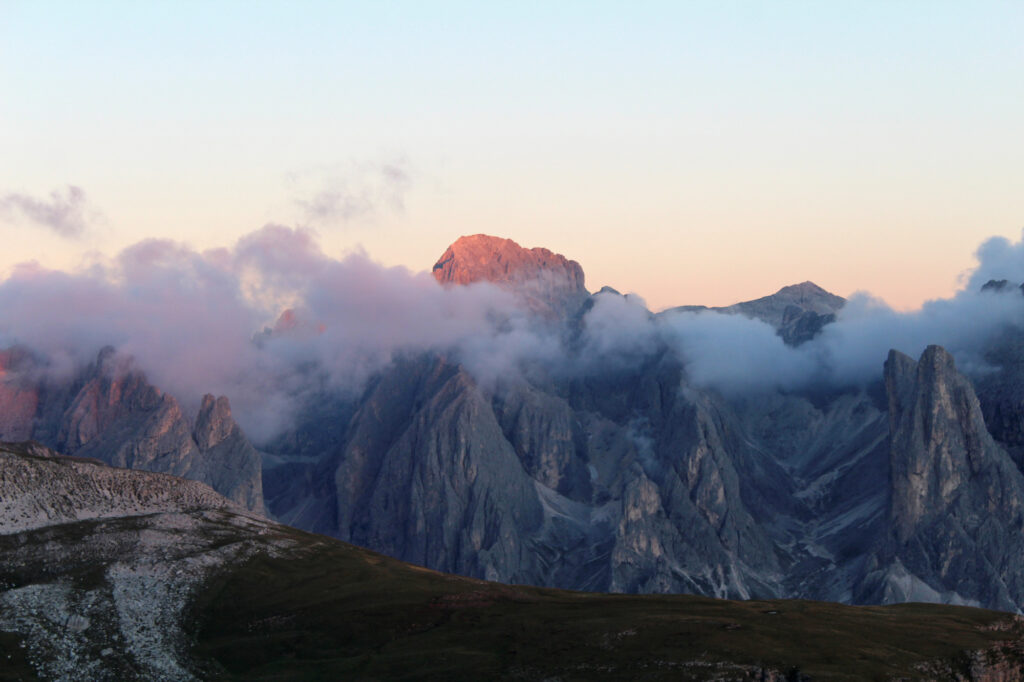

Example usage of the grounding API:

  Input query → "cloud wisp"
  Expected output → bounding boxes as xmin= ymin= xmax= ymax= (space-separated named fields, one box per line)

xmin=0 ymin=185 xmax=98 ymax=238
xmin=291 ymin=160 xmax=412 ymax=227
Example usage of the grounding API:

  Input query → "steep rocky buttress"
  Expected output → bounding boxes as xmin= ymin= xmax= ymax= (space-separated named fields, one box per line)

xmin=857 ymin=346 xmax=1024 ymax=610
xmin=432 ymin=234 xmax=589 ymax=318
xmin=0 ymin=348 xmax=264 ymax=512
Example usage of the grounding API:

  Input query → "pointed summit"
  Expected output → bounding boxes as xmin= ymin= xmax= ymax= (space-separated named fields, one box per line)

xmin=858 ymin=344 xmax=1024 ymax=610
xmin=727 ymin=281 xmax=844 ymax=346
xmin=662 ymin=281 xmax=845 ymax=346
xmin=775 ymin=281 xmax=844 ymax=305
xmin=432 ymin=234 xmax=588 ymax=318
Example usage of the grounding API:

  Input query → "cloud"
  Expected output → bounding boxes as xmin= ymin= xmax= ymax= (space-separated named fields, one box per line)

xmin=0 ymin=225 xmax=537 ymax=441
xmin=2 ymin=224 xmax=1024 ymax=443
xmin=659 ymin=310 xmax=822 ymax=394
xmin=570 ymin=230 xmax=1024 ymax=396
xmin=631 ymin=238 xmax=1024 ymax=394
xmin=291 ymin=160 xmax=412 ymax=227
xmin=0 ymin=185 xmax=98 ymax=238
xmin=963 ymin=228 xmax=1024 ymax=293
xmin=574 ymin=291 xmax=661 ymax=372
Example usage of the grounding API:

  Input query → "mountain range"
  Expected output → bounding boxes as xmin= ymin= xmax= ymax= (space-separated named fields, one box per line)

xmin=5 ymin=233 xmax=1024 ymax=677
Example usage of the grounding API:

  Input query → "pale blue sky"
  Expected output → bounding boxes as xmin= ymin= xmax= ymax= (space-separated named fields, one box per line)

xmin=2 ymin=1 xmax=1023 ymax=309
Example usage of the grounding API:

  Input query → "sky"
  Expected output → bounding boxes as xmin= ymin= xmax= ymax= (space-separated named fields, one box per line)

xmin=2 ymin=1 xmax=1023 ymax=311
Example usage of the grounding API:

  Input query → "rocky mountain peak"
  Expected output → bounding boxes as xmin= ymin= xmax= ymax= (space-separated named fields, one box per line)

xmin=432 ymin=234 xmax=588 ymax=317
xmin=193 ymin=394 xmax=236 ymax=450
xmin=769 ymin=281 xmax=846 ymax=313
xmin=884 ymin=344 xmax=989 ymax=541
xmin=665 ymin=280 xmax=846 ymax=346
xmin=884 ymin=346 xmax=1019 ymax=540
xmin=0 ymin=348 xmax=267 ymax=513
xmin=980 ymin=278 xmax=1024 ymax=295
xmin=868 ymin=344 xmax=1024 ymax=609
xmin=981 ymin=279 xmax=1013 ymax=293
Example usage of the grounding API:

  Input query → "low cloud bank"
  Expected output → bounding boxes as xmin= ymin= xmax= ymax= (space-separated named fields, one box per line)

xmin=0 ymin=225 xmax=542 ymax=440
xmin=2 ymin=226 xmax=1024 ymax=440
xmin=583 ymin=230 xmax=1024 ymax=394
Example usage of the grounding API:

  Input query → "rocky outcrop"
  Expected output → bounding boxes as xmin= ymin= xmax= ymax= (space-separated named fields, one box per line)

xmin=432 ymin=234 xmax=589 ymax=318
xmin=0 ymin=348 xmax=39 ymax=441
xmin=264 ymin=350 xmax=787 ymax=597
xmin=665 ymin=281 xmax=845 ymax=346
xmin=492 ymin=383 xmax=591 ymax=501
xmin=980 ymin=278 xmax=1024 ymax=295
xmin=885 ymin=346 xmax=1023 ymax=543
xmin=185 ymin=394 xmax=265 ymax=511
xmin=0 ymin=441 xmax=242 ymax=534
xmin=727 ymin=281 xmax=845 ymax=329
xmin=332 ymin=355 xmax=546 ymax=582
xmin=58 ymin=352 xmax=264 ymax=512
xmin=857 ymin=346 xmax=1024 ymax=611
xmin=0 ymin=443 xmax=281 ymax=680
xmin=0 ymin=348 xmax=264 ymax=513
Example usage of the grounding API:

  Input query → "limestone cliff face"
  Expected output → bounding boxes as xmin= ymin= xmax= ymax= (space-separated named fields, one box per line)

xmin=432 ymin=234 xmax=589 ymax=318
xmin=333 ymin=355 xmax=545 ymax=582
xmin=885 ymin=346 xmax=1022 ymax=544
xmin=262 ymin=350 xmax=785 ymax=597
xmin=0 ymin=348 xmax=39 ymax=442
xmin=858 ymin=346 xmax=1024 ymax=610
xmin=492 ymin=384 xmax=592 ymax=501
xmin=58 ymin=350 xmax=194 ymax=471
xmin=188 ymin=394 xmax=265 ymax=512
xmin=0 ymin=348 xmax=263 ymax=513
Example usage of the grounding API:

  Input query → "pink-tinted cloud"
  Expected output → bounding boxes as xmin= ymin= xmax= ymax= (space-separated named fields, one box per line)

xmin=0 ymin=225 xmax=537 ymax=440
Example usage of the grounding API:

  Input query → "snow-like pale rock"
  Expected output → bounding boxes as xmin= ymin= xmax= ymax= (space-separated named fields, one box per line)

xmin=0 ymin=443 xmax=246 ymax=535
xmin=0 ymin=443 xmax=294 ymax=680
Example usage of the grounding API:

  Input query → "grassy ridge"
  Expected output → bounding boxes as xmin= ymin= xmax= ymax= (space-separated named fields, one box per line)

xmin=190 ymin=527 xmax=1024 ymax=681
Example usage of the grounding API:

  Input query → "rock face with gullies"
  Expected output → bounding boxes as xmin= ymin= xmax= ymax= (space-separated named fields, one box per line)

xmin=187 ymin=394 xmax=265 ymax=512
xmin=262 ymin=242 xmax=1024 ymax=611
xmin=857 ymin=346 xmax=1024 ymax=610
xmin=432 ymin=234 xmax=589 ymax=318
xmin=332 ymin=355 xmax=546 ymax=583
xmin=265 ymin=348 xmax=788 ymax=597
xmin=0 ymin=348 xmax=264 ymax=513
